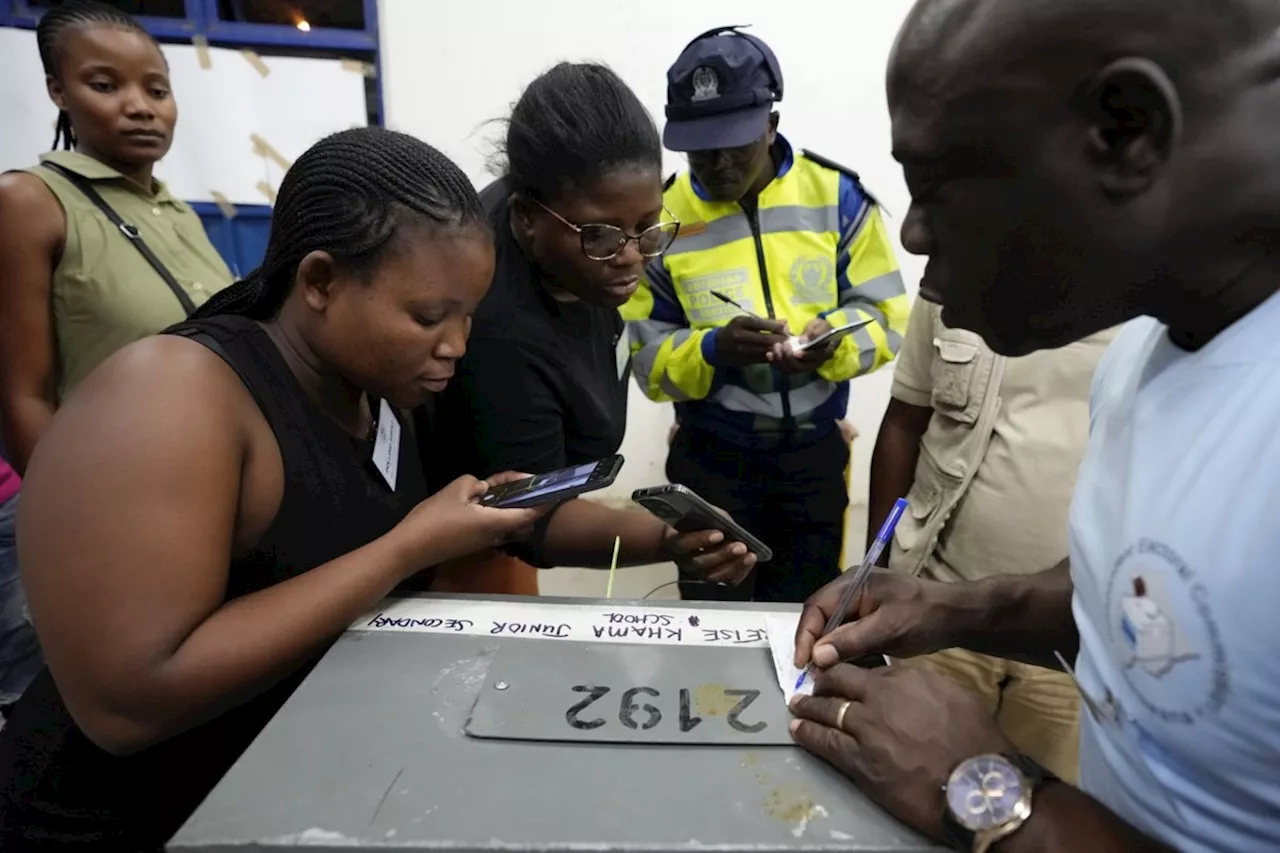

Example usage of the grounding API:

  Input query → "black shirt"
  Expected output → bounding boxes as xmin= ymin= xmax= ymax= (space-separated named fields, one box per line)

xmin=0 ymin=315 xmax=430 ymax=850
xmin=428 ymin=178 xmax=629 ymax=483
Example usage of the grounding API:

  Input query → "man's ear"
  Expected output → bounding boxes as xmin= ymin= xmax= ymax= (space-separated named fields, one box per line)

xmin=296 ymin=250 xmax=339 ymax=312
xmin=767 ymin=111 xmax=781 ymax=143
xmin=1079 ymin=57 xmax=1182 ymax=199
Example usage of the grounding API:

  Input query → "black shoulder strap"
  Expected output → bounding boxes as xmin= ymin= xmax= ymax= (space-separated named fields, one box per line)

xmin=166 ymin=327 xmax=247 ymax=385
xmin=41 ymin=161 xmax=196 ymax=317
xmin=663 ymin=172 xmax=678 ymax=191
xmin=799 ymin=149 xmax=881 ymax=208
xmin=165 ymin=324 xmax=272 ymax=417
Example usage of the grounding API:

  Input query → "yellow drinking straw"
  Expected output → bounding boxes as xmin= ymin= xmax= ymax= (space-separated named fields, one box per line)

xmin=605 ymin=535 xmax=621 ymax=598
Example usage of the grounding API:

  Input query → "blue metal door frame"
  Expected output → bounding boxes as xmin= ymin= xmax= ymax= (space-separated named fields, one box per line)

xmin=1 ymin=0 xmax=384 ymax=124
xmin=1 ymin=0 xmax=386 ymax=272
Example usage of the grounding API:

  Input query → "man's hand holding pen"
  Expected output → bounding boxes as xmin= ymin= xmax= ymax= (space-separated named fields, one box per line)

xmin=788 ymin=569 xmax=1016 ymax=845
xmin=714 ymin=314 xmax=789 ymax=366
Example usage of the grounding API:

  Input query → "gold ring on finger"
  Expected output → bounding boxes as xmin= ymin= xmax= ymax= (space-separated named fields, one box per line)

xmin=835 ymin=699 xmax=852 ymax=731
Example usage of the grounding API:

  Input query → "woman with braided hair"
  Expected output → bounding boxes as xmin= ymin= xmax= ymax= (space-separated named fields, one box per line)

xmin=0 ymin=0 xmax=232 ymax=475
xmin=0 ymin=0 xmax=232 ymax=718
xmin=0 ymin=126 xmax=546 ymax=850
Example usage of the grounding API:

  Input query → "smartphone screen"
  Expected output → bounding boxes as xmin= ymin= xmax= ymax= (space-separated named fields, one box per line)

xmin=481 ymin=457 xmax=622 ymax=509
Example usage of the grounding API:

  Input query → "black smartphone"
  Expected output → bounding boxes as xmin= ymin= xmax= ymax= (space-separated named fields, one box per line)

xmin=631 ymin=484 xmax=774 ymax=561
xmin=479 ymin=456 xmax=624 ymax=509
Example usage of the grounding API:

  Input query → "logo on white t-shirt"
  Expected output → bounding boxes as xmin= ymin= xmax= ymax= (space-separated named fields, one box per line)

xmin=1106 ymin=539 xmax=1231 ymax=725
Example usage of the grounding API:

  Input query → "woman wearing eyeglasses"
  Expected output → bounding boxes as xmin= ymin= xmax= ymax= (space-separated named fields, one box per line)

xmin=426 ymin=62 xmax=737 ymax=596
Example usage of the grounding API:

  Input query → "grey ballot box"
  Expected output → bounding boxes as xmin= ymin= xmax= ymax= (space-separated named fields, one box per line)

xmin=168 ymin=594 xmax=941 ymax=853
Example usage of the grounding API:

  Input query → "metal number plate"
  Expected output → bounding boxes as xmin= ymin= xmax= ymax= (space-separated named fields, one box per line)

xmin=464 ymin=642 xmax=794 ymax=745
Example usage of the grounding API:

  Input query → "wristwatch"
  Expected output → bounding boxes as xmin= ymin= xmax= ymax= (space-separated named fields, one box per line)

xmin=941 ymin=752 xmax=1055 ymax=853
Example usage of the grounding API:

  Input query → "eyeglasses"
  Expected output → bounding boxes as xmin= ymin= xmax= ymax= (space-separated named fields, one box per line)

xmin=534 ymin=199 xmax=681 ymax=261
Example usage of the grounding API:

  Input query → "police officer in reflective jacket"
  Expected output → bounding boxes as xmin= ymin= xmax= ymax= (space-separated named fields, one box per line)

xmin=623 ymin=26 xmax=909 ymax=603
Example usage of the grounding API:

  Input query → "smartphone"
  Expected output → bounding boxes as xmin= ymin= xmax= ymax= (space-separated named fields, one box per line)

xmin=795 ymin=318 xmax=874 ymax=352
xmin=480 ymin=456 xmax=624 ymax=509
xmin=631 ymin=484 xmax=774 ymax=562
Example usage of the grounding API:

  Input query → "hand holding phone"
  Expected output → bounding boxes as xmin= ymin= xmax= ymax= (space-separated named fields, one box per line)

xmin=394 ymin=475 xmax=547 ymax=569
xmin=632 ymin=484 xmax=773 ymax=562
xmin=794 ymin=318 xmax=873 ymax=352
xmin=770 ymin=318 xmax=873 ymax=372
xmin=479 ymin=456 xmax=624 ymax=509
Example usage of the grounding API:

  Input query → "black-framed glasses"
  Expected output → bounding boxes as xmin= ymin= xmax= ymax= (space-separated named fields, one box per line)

xmin=534 ymin=199 xmax=681 ymax=261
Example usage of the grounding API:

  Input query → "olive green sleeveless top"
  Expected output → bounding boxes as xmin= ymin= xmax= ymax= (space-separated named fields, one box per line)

xmin=24 ymin=151 xmax=234 ymax=399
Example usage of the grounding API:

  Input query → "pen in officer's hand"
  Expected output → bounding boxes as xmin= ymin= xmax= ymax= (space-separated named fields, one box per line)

xmin=795 ymin=497 xmax=908 ymax=691
xmin=711 ymin=290 xmax=753 ymax=314
xmin=712 ymin=291 xmax=784 ymax=334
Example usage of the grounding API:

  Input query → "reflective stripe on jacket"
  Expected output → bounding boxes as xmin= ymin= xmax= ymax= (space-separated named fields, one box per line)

xmin=622 ymin=136 xmax=908 ymax=445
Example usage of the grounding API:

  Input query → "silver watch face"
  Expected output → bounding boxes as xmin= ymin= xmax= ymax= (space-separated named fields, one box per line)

xmin=945 ymin=754 xmax=1028 ymax=832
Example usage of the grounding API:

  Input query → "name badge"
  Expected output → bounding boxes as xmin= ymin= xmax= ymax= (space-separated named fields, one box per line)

xmin=371 ymin=398 xmax=400 ymax=491
xmin=615 ymin=332 xmax=631 ymax=381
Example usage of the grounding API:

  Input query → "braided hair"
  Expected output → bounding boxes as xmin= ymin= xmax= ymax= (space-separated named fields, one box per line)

xmin=193 ymin=127 xmax=488 ymax=322
xmin=36 ymin=1 xmax=161 ymax=151
xmin=497 ymin=62 xmax=661 ymax=202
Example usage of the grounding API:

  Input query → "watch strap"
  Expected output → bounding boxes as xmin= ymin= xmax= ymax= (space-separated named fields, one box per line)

xmin=1008 ymin=752 xmax=1056 ymax=785
xmin=941 ymin=805 xmax=975 ymax=851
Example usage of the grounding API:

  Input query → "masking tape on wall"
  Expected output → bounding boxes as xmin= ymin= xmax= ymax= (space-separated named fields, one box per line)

xmin=192 ymin=35 xmax=211 ymax=70
xmin=250 ymin=133 xmax=292 ymax=171
xmin=255 ymin=181 xmax=277 ymax=204
xmin=339 ymin=58 xmax=376 ymax=78
xmin=240 ymin=49 xmax=270 ymax=78
xmin=210 ymin=191 xmax=237 ymax=219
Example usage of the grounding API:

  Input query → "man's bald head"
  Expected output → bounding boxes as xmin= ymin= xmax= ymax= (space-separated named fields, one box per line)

xmin=893 ymin=0 xmax=1273 ymax=103
xmin=889 ymin=0 xmax=1280 ymax=355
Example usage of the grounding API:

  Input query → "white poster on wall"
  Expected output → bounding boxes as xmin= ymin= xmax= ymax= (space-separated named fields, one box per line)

xmin=0 ymin=28 xmax=60 ymax=172
xmin=0 ymin=27 xmax=367 ymax=205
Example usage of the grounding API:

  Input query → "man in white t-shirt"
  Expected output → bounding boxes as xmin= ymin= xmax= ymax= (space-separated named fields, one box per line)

xmin=784 ymin=0 xmax=1280 ymax=851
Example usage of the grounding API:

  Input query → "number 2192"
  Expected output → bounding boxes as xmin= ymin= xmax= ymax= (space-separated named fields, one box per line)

xmin=565 ymin=685 xmax=766 ymax=734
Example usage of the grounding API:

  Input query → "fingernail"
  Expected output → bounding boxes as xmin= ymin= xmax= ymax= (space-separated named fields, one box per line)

xmin=732 ymin=543 xmax=746 ymax=555
xmin=789 ymin=719 xmax=802 ymax=734
xmin=709 ymin=532 xmax=724 ymax=543
xmin=813 ymin=645 xmax=837 ymax=667
xmin=787 ymin=695 xmax=801 ymax=710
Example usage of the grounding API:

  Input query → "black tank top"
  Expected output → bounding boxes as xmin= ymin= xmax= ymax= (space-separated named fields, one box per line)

xmin=0 ymin=315 xmax=430 ymax=850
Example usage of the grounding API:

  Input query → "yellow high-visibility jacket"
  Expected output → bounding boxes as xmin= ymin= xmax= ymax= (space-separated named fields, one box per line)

xmin=622 ymin=138 xmax=909 ymax=445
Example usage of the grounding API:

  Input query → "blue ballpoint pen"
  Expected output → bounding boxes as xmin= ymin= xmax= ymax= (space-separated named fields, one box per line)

xmin=795 ymin=497 xmax=909 ymax=691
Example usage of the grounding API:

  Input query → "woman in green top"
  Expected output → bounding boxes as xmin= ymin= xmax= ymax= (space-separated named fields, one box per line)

xmin=0 ymin=1 xmax=233 ymax=476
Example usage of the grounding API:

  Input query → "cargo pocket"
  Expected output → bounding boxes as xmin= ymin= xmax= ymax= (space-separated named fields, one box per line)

xmin=931 ymin=335 xmax=982 ymax=424
xmin=890 ymin=446 xmax=956 ymax=575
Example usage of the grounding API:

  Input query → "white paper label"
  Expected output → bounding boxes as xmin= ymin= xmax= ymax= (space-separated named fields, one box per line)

xmin=764 ymin=614 xmax=815 ymax=703
xmin=370 ymin=398 xmax=400 ymax=491
xmin=615 ymin=332 xmax=631 ymax=381
xmin=354 ymin=597 xmax=800 ymax=649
